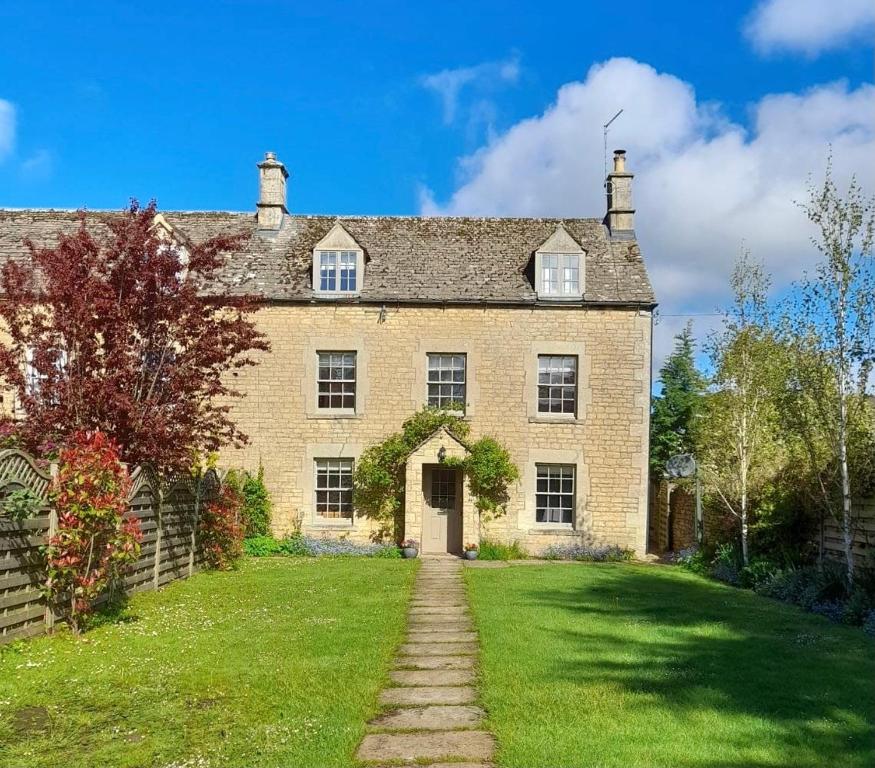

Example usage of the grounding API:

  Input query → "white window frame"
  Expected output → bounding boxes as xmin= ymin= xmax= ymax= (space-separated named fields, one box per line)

xmin=24 ymin=345 xmax=68 ymax=398
xmin=426 ymin=353 xmax=466 ymax=413
xmin=316 ymin=351 xmax=357 ymax=413
xmin=315 ymin=249 xmax=361 ymax=295
xmin=535 ymin=464 xmax=575 ymax=526
xmin=536 ymin=252 xmax=582 ymax=299
xmin=537 ymin=355 xmax=578 ymax=416
xmin=314 ymin=458 xmax=355 ymax=521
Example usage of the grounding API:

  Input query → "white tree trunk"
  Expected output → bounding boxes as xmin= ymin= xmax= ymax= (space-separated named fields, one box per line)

xmin=838 ymin=391 xmax=854 ymax=584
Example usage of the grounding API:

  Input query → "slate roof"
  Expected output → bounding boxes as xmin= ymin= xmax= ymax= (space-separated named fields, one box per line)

xmin=0 ymin=209 xmax=655 ymax=306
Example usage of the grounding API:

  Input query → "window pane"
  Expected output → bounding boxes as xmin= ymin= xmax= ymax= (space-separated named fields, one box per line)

xmin=535 ymin=464 xmax=574 ymax=525
xmin=315 ymin=458 xmax=354 ymax=519
xmin=317 ymin=352 xmax=356 ymax=410
xmin=536 ymin=355 xmax=577 ymax=415
xmin=319 ymin=251 xmax=337 ymax=291
xmin=426 ymin=353 xmax=466 ymax=411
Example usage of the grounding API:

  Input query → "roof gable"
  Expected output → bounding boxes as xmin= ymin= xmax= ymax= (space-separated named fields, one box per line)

xmin=312 ymin=221 xmax=363 ymax=253
xmin=535 ymin=224 xmax=584 ymax=254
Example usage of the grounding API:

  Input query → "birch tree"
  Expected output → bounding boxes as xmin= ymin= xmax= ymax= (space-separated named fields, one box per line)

xmin=700 ymin=252 xmax=782 ymax=565
xmin=785 ymin=163 xmax=875 ymax=584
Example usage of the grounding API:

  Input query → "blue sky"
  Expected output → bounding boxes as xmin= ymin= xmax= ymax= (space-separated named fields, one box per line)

xmin=0 ymin=0 xmax=873 ymax=363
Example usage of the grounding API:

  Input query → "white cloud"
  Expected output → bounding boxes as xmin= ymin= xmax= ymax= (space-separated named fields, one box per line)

xmin=20 ymin=149 xmax=53 ymax=180
xmin=745 ymin=0 xmax=875 ymax=56
xmin=421 ymin=55 xmax=520 ymax=124
xmin=421 ymin=57 xmax=875 ymax=370
xmin=0 ymin=99 xmax=15 ymax=160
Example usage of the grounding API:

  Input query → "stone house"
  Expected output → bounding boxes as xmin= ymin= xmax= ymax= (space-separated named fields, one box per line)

xmin=0 ymin=150 xmax=655 ymax=556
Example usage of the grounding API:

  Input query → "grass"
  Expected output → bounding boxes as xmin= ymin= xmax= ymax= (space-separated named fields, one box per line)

xmin=0 ymin=557 xmax=418 ymax=768
xmin=465 ymin=562 xmax=875 ymax=768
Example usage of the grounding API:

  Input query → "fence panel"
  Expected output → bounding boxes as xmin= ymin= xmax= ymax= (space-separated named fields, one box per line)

xmin=126 ymin=465 xmax=162 ymax=594
xmin=0 ymin=450 xmax=221 ymax=645
xmin=823 ymin=499 xmax=875 ymax=566
xmin=0 ymin=450 xmax=53 ymax=643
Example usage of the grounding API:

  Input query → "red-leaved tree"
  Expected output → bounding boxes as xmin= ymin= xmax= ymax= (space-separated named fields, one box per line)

xmin=0 ymin=201 xmax=269 ymax=471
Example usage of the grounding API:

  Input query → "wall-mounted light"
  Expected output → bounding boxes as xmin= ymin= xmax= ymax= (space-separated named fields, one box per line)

xmin=437 ymin=446 xmax=447 ymax=463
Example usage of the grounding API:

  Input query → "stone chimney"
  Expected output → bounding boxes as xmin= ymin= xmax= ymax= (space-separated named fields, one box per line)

xmin=257 ymin=151 xmax=289 ymax=229
xmin=605 ymin=149 xmax=635 ymax=237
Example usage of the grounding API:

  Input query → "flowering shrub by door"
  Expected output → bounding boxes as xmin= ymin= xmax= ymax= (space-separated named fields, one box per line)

xmin=45 ymin=431 xmax=142 ymax=634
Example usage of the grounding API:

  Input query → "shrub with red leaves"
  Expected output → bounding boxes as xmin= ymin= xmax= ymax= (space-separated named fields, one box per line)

xmin=46 ymin=431 xmax=142 ymax=634
xmin=198 ymin=484 xmax=244 ymax=570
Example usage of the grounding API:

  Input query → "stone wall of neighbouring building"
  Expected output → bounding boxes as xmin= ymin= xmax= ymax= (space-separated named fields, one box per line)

xmin=221 ymin=303 xmax=652 ymax=555
xmin=648 ymin=477 xmax=737 ymax=553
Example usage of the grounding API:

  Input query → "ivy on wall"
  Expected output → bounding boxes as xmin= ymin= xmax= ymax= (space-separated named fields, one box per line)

xmin=353 ymin=407 xmax=519 ymax=539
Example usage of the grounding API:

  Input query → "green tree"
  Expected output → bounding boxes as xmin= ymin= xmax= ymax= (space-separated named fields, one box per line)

xmin=650 ymin=323 xmax=706 ymax=475
xmin=699 ymin=252 xmax=785 ymax=565
xmin=783 ymin=161 xmax=875 ymax=584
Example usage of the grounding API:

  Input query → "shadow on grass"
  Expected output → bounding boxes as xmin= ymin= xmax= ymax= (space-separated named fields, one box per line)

xmin=516 ymin=566 xmax=874 ymax=768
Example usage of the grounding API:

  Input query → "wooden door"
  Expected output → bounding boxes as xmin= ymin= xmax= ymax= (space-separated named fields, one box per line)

xmin=421 ymin=466 xmax=462 ymax=555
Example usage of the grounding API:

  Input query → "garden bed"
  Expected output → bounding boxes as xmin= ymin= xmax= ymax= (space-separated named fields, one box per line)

xmin=0 ymin=557 xmax=417 ymax=768
xmin=466 ymin=562 xmax=875 ymax=768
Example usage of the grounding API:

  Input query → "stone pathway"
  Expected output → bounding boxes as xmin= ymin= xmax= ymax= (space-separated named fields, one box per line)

xmin=356 ymin=556 xmax=494 ymax=767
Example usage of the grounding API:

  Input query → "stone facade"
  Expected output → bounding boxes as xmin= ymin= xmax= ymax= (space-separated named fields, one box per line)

xmin=0 ymin=150 xmax=656 ymax=558
xmin=221 ymin=302 xmax=652 ymax=555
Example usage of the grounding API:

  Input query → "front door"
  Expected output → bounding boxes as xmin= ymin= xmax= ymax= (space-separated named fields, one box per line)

xmin=421 ymin=466 xmax=462 ymax=555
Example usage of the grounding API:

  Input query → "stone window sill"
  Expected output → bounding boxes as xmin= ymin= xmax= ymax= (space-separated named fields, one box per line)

xmin=527 ymin=526 xmax=578 ymax=536
xmin=307 ymin=412 xmax=362 ymax=420
xmin=310 ymin=520 xmax=357 ymax=530
xmin=528 ymin=416 xmax=582 ymax=425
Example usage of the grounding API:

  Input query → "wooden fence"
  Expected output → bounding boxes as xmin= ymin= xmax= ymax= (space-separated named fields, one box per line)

xmin=823 ymin=498 xmax=875 ymax=567
xmin=0 ymin=449 xmax=220 ymax=644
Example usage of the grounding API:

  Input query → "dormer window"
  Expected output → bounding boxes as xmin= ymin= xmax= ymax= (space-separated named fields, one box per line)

xmin=312 ymin=222 xmax=364 ymax=297
xmin=540 ymin=253 xmax=579 ymax=297
xmin=318 ymin=250 xmax=357 ymax=292
xmin=534 ymin=225 xmax=585 ymax=301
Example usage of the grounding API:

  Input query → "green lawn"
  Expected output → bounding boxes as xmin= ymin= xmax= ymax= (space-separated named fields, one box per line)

xmin=0 ymin=557 xmax=417 ymax=768
xmin=466 ymin=562 xmax=875 ymax=768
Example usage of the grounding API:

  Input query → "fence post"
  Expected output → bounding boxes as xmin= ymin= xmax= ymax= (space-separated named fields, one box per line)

xmin=153 ymin=485 xmax=163 ymax=591
xmin=44 ymin=461 xmax=59 ymax=634
xmin=189 ymin=476 xmax=201 ymax=578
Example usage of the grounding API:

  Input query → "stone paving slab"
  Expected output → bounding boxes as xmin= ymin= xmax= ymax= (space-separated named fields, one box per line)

xmin=408 ymin=606 xmax=469 ymax=616
xmin=411 ymin=594 xmax=466 ymax=601
xmin=372 ymin=763 xmax=493 ymax=768
xmin=408 ymin=623 xmax=474 ymax=634
xmin=407 ymin=630 xmax=478 ymax=643
xmin=399 ymin=642 xmax=477 ymax=656
xmin=394 ymin=655 xmax=475 ymax=670
xmin=379 ymin=685 xmax=478 ymax=706
xmin=356 ymin=730 xmax=494 ymax=762
xmin=368 ymin=705 xmax=485 ymax=731
xmin=407 ymin=613 xmax=472 ymax=624
xmin=389 ymin=669 xmax=475 ymax=686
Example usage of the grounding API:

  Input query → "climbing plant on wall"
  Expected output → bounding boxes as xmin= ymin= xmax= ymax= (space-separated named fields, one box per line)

xmin=353 ymin=407 xmax=519 ymax=539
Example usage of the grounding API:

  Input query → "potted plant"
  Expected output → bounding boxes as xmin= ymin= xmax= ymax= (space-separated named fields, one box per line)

xmin=401 ymin=539 xmax=419 ymax=558
xmin=464 ymin=543 xmax=479 ymax=560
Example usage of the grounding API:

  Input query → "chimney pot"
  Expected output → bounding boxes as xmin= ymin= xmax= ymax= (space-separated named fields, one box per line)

xmin=257 ymin=151 xmax=289 ymax=230
xmin=613 ymin=149 xmax=626 ymax=172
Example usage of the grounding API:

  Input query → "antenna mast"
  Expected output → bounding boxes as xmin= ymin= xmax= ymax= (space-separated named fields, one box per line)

xmin=603 ymin=108 xmax=624 ymax=182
